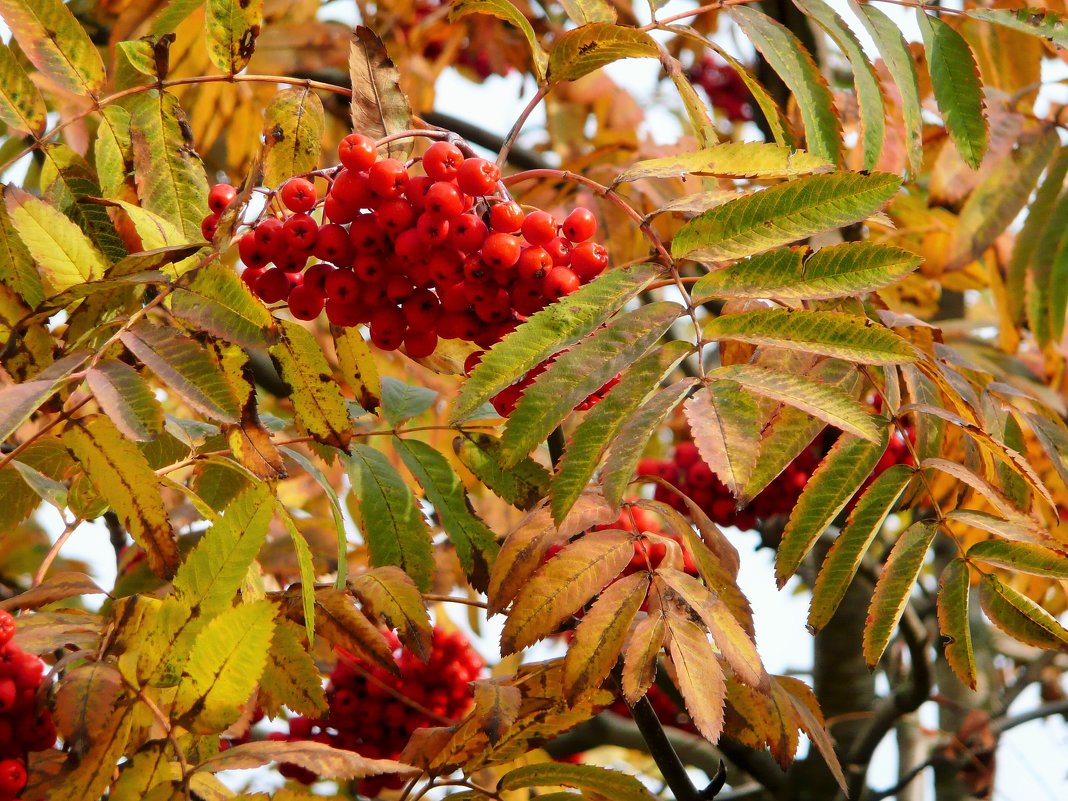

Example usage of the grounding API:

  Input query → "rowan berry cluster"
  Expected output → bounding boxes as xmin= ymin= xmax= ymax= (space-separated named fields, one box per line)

xmin=686 ymin=55 xmax=754 ymax=123
xmin=0 ymin=612 xmax=56 ymax=801
xmin=203 ymin=133 xmax=609 ymax=360
xmin=277 ymin=628 xmax=483 ymax=793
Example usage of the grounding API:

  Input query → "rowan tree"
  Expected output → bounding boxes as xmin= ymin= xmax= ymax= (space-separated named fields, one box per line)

xmin=0 ymin=1 xmax=1066 ymax=800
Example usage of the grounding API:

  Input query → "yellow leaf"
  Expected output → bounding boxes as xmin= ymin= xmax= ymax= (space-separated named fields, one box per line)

xmin=621 ymin=612 xmax=665 ymax=704
xmin=666 ymin=615 xmax=726 ymax=743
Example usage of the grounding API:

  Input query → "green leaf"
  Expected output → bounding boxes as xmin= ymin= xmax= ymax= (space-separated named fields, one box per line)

xmin=729 ymin=6 xmax=841 ymax=163
xmin=499 ymin=302 xmax=681 ymax=468
xmin=850 ymin=1 xmax=923 ymax=174
xmin=967 ymin=539 xmax=1068 ymax=579
xmin=86 ymin=360 xmax=164 ymax=442
xmin=174 ymin=600 xmax=277 ymax=733
xmin=4 ymin=185 xmax=108 ymax=294
xmin=0 ymin=42 xmax=45 ymax=136
xmin=499 ymin=762 xmax=656 ymax=801
xmin=684 ymin=380 xmax=760 ymax=498
xmin=269 ymin=320 xmax=353 ymax=449
xmin=0 ymin=381 xmax=60 ymax=445
xmin=333 ymin=326 xmax=381 ymax=414
xmin=205 ymin=0 xmax=263 ymax=74
xmin=672 ymin=172 xmax=901 ymax=262
xmin=693 ymin=244 xmax=921 ymax=303
xmin=809 ymin=464 xmax=913 ymax=632
xmin=793 ymin=0 xmax=884 ymax=170
xmin=917 ymin=11 xmax=987 ymax=169
xmin=546 ymin=23 xmax=659 ymax=83
xmin=277 ymin=503 xmax=317 ymax=643
xmin=776 ymin=430 xmax=888 ymax=587
xmin=453 ymin=263 xmax=662 ymax=421
xmin=0 ymin=0 xmax=106 ymax=95
xmin=552 ymin=341 xmax=691 ymax=524
xmin=979 ymin=573 xmax=1068 ymax=650
xmin=559 ymin=0 xmax=616 ymax=24
xmin=39 ymin=144 xmax=127 ymax=262
xmin=64 ymin=417 xmax=180 ymax=578
xmin=129 ymin=90 xmax=211 ymax=242
xmin=863 ymin=520 xmax=938 ymax=667
xmin=711 ymin=364 xmax=881 ymax=442
xmin=455 ymin=431 xmax=550 ymax=511
xmin=966 ymin=7 xmax=1068 ymax=47
xmin=449 ymin=0 xmax=547 ymax=83
xmin=705 ymin=309 xmax=916 ymax=365
xmin=95 ymin=106 xmax=131 ymax=200
xmin=671 ymin=71 xmax=718 ymax=148
xmin=393 ymin=437 xmax=499 ymax=582
xmin=601 ymin=378 xmax=698 ymax=507
xmin=349 ymin=26 xmax=413 ymax=161
xmin=121 ymin=323 xmax=241 ymax=424
xmin=937 ymin=558 xmax=976 ymax=690
xmin=345 ymin=444 xmax=434 ymax=591
xmin=614 ymin=143 xmax=832 ymax=184
xmin=173 ymin=482 xmax=275 ymax=618
xmin=258 ymin=620 xmax=327 ymax=719
xmin=169 ymin=262 xmax=273 ymax=349
xmin=0 ymin=194 xmax=42 ymax=308
xmin=262 ymin=87 xmax=325 ymax=188
xmin=1009 ymin=151 xmax=1068 ymax=324
xmin=104 ymin=199 xmax=185 ymax=251
xmin=381 ymin=377 xmax=436 ymax=426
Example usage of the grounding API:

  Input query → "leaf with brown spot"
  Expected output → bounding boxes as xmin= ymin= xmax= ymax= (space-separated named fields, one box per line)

xmin=501 ymin=529 xmax=634 ymax=654
xmin=470 ymin=680 xmax=522 ymax=744
xmin=314 ymin=588 xmax=398 ymax=674
xmin=564 ymin=571 xmax=649 ymax=701
xmin=334 ymin=325 xmax=381 ymax=413
xmin=622 ymin=612 xmax=666 ymax=704
xmin=666 ymin=615 xmax=726 ymax=743
xmin=223 ymin=402 xmax=286 ymax=480
xmin=206 ymin=0 xmax=264 ymax=75
xmin=348 ymin=26 xmax=412 ymax=160
xmin=194 ymin=738 xmax=416 ymax=779
xmin=261 ymin=87 xmax=325 ymax=188
xmin=349 ymin=566 xmax=432 ymax=661
xmin=52 ymin=662 xmax=125 ymax=750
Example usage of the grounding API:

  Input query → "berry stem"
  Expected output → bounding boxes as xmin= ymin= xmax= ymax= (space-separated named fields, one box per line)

xmin=32 ymin=514 xmax=84 ymax=587
xmin=496 ymin=85 xmax=549 ymax=169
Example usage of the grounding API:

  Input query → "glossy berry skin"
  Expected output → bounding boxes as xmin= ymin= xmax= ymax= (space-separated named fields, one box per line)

xmin=283 ymin=214 xmax=319 ymax=251
xmin=422 ymin=140 xmax=465 ymax=181
xmin=280 ymin=177 xmax=317 ymax=213
xmin=562 ymin=207 xmax=597 ymax=242
xmin=456 ymin=157 xmax=500 ymax=196
xmin=200 ymin=213 xmax=219 ymax=241
xmin=543 ymin=267 xmax=580 ymax=300
xmin=489 ymin=200 xmax=524 ymax=233
xmin=208 ymin=183 xmax=238 ymax=213
xmin=288 ymin=284 xmax=325 ymax=321
xmin=255 ymin=268 xmax=292 ymax=304
xmin=368 ymin=158 xmax=409 ymax=198
xmin=481 ymin=233 xmax=521 ymax=271
xmin=369 ymin=305 xmax=406 ymax=351
xmin=521 ymin=210 xmax=557 ymax=245
xmin=338 ymin=133 xmax=377 ymax=171
xmin=0 ymin=613 xmax=13 ymax=647
xmin=571 ymin=242 xmax=609 ymax=281
xmin=518 ymin=246 xmax=553 ymax=282
xmin=0 ymin=758 xmax=26 ymax=795
xmin=425 ymin=181 xmax=464 ymax=218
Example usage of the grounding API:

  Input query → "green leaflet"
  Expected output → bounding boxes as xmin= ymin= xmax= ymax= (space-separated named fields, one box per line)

xmin=85 ymin=359 xmax=164 ymax=441
xmin=704 ymin=309 xmax=916 ymax=365
xmin=552 ymin=341 xmax=691 ymax=524
xmin=966 ymin=8 xmax=1068 ymax=50
xmin=172 ymin=483 xmax=275 ymax=619
xmin=711 ymin=364 xmax=881 ymax=442
xmin=601 ymin=378 xmax=698 ymax=507
xmin=863 ymin=520 xmax=938 ymax=667
xmin=169 ymin=262 xmax=273 ymax=349
xmin=280 ymin=446 xmax=348 ymax=589
xmin=728 ymin=6 xmax=841 ymax=164
xmin=808 ymin=464 xmax=913 ymax=632
xmin=499 ymin=302 xmax=681 ymax=468
xmin=277 ymin=503 xmax=317 ymax=643
xmin=129 ymin=90 xmax=211 ymax=242
xmin=334 ymin=326 xmax=382 ymax=413
xmin=546 ymin=23 xmax=659 ymax=83
xmin=393 ymin=437 xmax=499 ymax=582
xmin=850 ymin=1 xmax=923 ymax=174
xmin=0 ymin=0 xmax=106 ymax=96
xmin=453 ymin=263 xmax=662 ymax=421
xmin=95 ymin=106 xmax=132 ymax=199
xmin=39 ymin=143 xmax=127 ymax=262
xmin=614 ymin=143 xmax=831 ymax=184
xmin=967 ymin=539 xmax=1068 ymax=579
xmin=262 ymin=87 xmax=326 ymax=188
xmin=345 ymin=444 xmax=434 ymax=591
xmin=4 ymin=185 xmax=109 ymax=294
xmin=793 ymin=0 xmax=884 ymax=170
xmin=917 ymin=11 xmax=988 ymax=169
xmin=121 ymin=323 xmax=241 ymax=424
xmin=671 ymin=71 xmax=718 ymax=148
xmin=499 ymin=762 xmax=656 ymax=801
xmin=775 ymin=430 xmax=888 ymax=587
xmin=672 ymin=172 xmax=901 ymax=262
xmin=449 ymin=0 xmax=547 ymax=83
xmin=684 ymin=380 xmax=761 ymax=498
xmin=259 ymin=620 xmax=328 ymax=719
xmin=0 ymin=42 xmax=44 ymax=135
xmin=173 ymin=600 xmax=277 ymax=733
xmin=937 ymin=558 xmax=976 ymax=690
xmin=269 ymin=320 xmax=353 ymax=449
xmin=454 ymin=431 xmax=550 ymax=511
xmin=381 ymin=377 xmax=437 ymax=426
xmin=979 ymin=573 xmax=1068 ymax=650
xmin=558 ymin=0 xmax=616 ymax=24
xmin=205 ymin=0 xmax=263 ymax=74
xmin=0 ymin=192 xmax=41 ymax=308
xmin=693 ymin=243 xmax=922 ymax=302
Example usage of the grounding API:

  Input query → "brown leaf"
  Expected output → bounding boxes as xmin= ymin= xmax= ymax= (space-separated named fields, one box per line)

xmin=776 ymin=675 xmax=847 ymax=793
xmin=470 ymin=680 xmax=522 ymax=744
xmin=666 ymin=615 xmax=726 ymax=743
xmin=11 ymin=610 xmax=102 ymax=654
xmin=52 ymin=662 xmax=126 ymax=750
xmin=348 ymin=26 xmax=412 ymax=160
xmin=622 ymin=612 xmax=666 ymax=704
xmin=194 ymin=738 xmax=417 ymax=779
xmin=349 ymin=566 xmax=432 ymax=661
xmin=223 ymin=405 xmax=286 ymax=481
xmin=313 ymin=588 xmax=398 ymax=675
xmin=0 ymin=572 xmax=106 ymax=611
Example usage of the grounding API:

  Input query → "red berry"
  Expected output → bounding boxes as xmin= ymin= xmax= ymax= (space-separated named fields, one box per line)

xmin=517 ymin=246 xmax=553 ymax=282
xmin=0 ymin=614 xmax=13 ymax=648
xmin=448 ymin=213 xmax=488 ymax=252
xmin=0 ymin=680 xmax=14 ymax=714
xmin=404 ymin=329 xmax=438 ymax=359
xmin=562 ymin=207 xmax=597 ymax=242
xmin=425 ymin=181 xmax=465 ymax=218
xmin=354 ymin=253 xmax=384 ymax=283
xmin=427 ymin=249 xmax=464 ymax=285
xmin=386 ymin=275 xmax=415 ymax=303
xmin=313 ymin=223 xmax=355 ymax=266
xmin=288 ymin=284 xmax=325 ymax=321
xmin=208 ymin=183 xmax=238 ymax=214
xmin=325 ymin=269 xmax=360 ymax=302
xmin=489 ymin=201 xmax=525 ymax=233
xmin=571 ymin=242 xmax=609 ymax=282
xmin=255 ymin=268 xmax=292 ymax=304
xmin=326 ymin=297 xmax=364 ymax=326
xmin=675 ymin=442 xmax=700 ymax=468
xmin=303 ymin=262 xmax=335 ymax=293
xmin=241 ymin=265 xmax=266 ymax=289
xmin=403 ymin=288 xmax=441 ymax=328
xmin=456 ymin=157 xmax=500 ymax=196
xmin=545 ymin=236 xmax=572 ymax=265
xmin=521 ymin=210 xmax=558 ymax=245
xmin=368 ymin=158 xmax=409 ymax=198
xmin=238 ymin=232 xmax=267 ymax=267
xmin=369 ymin=305 xmax=406 ymax=351
xmin=330 ymin=168 xmax=374 ymax=210
xmin=200 ymin=213 xmax=219 ymax=241
xmin=481 ymin=233 xmax=521 ymax=271
xmin=253 ymin=217 xmax=286 ymax=258
xmin=339 ymin=133 xmax=378 ymax=171
xmin=283 ymin=214 xmax=319 ymax=251
xmin=377 ymin=198 xmax=416 ymax=234
xmin=280 ymin=177 xmax=317 ymax=213
xmin=0 ymin=759 xmax=25 ymax=795
xmin=687 ymin=461 xmax=715 ymax=489
xmin=416 ymin=213 xmax=451 ymax=245
xmin=543 ymin=267 xmax=580 ymax=300
xmin=422 ymin=141 xmax=465 ymax=181
xmin=349 ymin=213 xmax=387 ymax=253
xmin=440 ymin=283 xmax=470 ymax=313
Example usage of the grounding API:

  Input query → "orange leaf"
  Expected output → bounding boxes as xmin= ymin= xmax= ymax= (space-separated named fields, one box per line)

xmin=665 ymin=615 xmax=726 ymax=743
